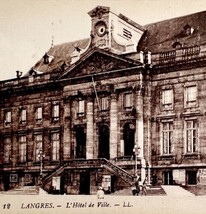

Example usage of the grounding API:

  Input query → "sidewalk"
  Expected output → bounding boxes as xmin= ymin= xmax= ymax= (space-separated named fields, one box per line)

xmin=161 ymin=185 xmax=195 ymax=197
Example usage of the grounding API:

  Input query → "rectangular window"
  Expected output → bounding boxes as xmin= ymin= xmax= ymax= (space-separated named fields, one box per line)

xmin=19 ymin=136 xmax=27 ymax=162
xmin=4 ymin=137 xmax=11 ymax=163
xmin=162 ymin=122 xmax=173 ymax=155
xmin=185 ymin=86 xmax=197 ymax=107
xmin=162 ymin=89 xmax=173 ymax=109
xmin=52 ymin=104 xmax=59 ymax=121
xmin=78 ymin=100 xmax=85 ymax=115
xmin=124 ymin=93 xmax=133 ymax=109
xmin=34 ymin=134 xmax=43 ymax=162
xmin=186 ymin=120 xmax=198 ymax=153
xmin=20 ymin=109 xmax=27 ymax=124
xmin=52 ymin=133 xmax=60 ymax=161
xmin=5 ymin=111 xmax=12 ymax=126
xmin=36 ymin=107 xmax=42 ymax=122
xmin=100 ymin=97 xmax=109 ymax=111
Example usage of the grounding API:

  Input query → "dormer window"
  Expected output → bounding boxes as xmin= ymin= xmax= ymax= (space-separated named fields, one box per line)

xmin=43 ymin=53 xmax=53 ymax=64
xmin=172 ymin=41 xmax=182 ymax=49
xmin=183 ymin=24 xmax=194 ymax=36
xmin=70 ymin=46 xmax=83 ymax=64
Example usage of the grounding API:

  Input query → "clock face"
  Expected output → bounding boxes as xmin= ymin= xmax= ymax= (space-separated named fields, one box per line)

xmin=95 ymin=21 xmax=107 ymax=37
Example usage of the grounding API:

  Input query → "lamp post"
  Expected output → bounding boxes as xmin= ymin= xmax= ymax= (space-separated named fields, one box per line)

xmin=133 ymin=144 xmax=141 ymax=180
xmin=38 ymin=149 xmax=45 ymax=186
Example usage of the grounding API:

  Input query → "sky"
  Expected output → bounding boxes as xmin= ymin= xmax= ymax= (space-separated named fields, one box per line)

xmin=0 ymin=0 xmax=205 ymax=81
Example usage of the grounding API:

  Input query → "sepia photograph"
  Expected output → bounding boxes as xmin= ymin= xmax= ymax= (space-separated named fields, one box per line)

xmin=0 ymin=0 xmax=206 ymax=213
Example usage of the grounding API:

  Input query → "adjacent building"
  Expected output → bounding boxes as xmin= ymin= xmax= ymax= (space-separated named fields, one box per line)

xmin=1 ymin=6 xmax=206 ymax=194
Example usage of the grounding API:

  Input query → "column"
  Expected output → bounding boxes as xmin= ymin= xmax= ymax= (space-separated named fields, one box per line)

xmin=63 ymin=100 xmax=71 ymax=160
xmin=86 ymin=98 xmax=94 ymax=159
xmin=110 ymin=94 xmax=118 ymax=159
xmin=135 ymin=92 xmax=146 ymax=181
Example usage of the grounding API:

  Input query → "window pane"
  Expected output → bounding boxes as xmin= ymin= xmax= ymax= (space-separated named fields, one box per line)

xmin=187 ymin=86 xmax=196 ymax=101
xmin=36 ymin=107 xmax=42 ymax=121
xmin=163 ymin=89 xmax=172 ymax=104
xmin=53 ymin=105 xmax=59 ymax=118
xmin=52 ymin=133 xmax=60 ymax=161
xmin=124 ymin=93 xmax=132 ymax=108
xmin=101 ymin=97 xmax=109 ymax=111
xmin=35 ymin=134 xmax=43 ymax=161
xmin=20 ymin=109 xmax=26 ymax=122
xmin=5 ymin=111 xmax=11 ymax=124
xmin=162 ymin=122 xmax=173 ymax=154
xmin=186 ymin=120 xmax=198 ymax=153
xmin=78 ymin=100 xmax=85 ymax=113
xmin=4 ymin=138 xmax=11 ymax=163
xmin=19 ymin=136 xmax=26 ymax=162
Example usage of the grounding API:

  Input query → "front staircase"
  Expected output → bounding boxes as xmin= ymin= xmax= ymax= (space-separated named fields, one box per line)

xmin=102 ymin=158 xmax=134 ymax=184
xmin=42 ymin=158 xmax=135 ymax=192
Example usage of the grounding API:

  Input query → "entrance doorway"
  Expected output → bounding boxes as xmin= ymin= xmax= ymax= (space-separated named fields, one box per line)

xmin=3 ymin=174 xmax=10 ymax=191
xmin=98 ymin=125 xmax=110 ymax=159
xmin=75 ymin=126 xmax=86 ymax=158
xmin=123 ymin=123 xmax=135 ymax=156
xmin=187 ymin=171 xmax=197 ymax=185
xmin=163 ymin=171 xmax=173 ymax=185
xmin=79 ymin=172 xmax=90 ymax=195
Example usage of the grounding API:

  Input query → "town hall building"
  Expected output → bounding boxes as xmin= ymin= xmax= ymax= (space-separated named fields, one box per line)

xmin=1 ymin=6 xmax=206 ymax=194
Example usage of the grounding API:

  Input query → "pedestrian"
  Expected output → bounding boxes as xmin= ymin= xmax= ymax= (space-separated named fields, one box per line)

xmin=152 ymin=173 xmax=157 ymax=186
xmin=97 ymin=186 xmax=104 ymax=199
xmin=141 ymin=177 xmax=147 ymax=196
xmin=133 ymin=177 xmax=140 ymax=196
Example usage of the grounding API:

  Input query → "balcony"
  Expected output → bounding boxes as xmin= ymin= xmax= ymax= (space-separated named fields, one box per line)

xmin=151 ymin=44 xmax=206 ymax=68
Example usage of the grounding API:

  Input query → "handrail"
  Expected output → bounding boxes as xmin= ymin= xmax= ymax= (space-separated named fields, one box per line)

xmin=102 ymin=158 xmax=134 ymax=184
xmin=42 ymin=158 xmax=135 ymax=188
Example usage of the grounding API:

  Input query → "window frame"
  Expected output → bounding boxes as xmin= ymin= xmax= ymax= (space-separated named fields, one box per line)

xmin=35 ymin=107 xmax=43 ymax=123
xmin=4 ymin=137 xmax=12 ymax=163
xmin=184 ymin=85 xmax=197 ymax=108
xmin=20 ymin=108 xmax=27 ymax=124
xmin=34 ymin=134 xmax=43 ymax=162
xmin=19 ymin=135 xmax=27 ymax=162
xmin=100 ymin=96 xmax=109 ymax=111
xmin=124 ymin=92 xmax=133 ymax=110
xmin=4 ymin=110 xmax=12 ymax=126
xmin=51 ymin=132 xmax=60 ymax=161
xmin=77 ymin=99 xmax=85 ymax=116
xmin=162 ymin=88 xmax=173 ymax=110
xmin=185 ymin=120 xmax=198 ymax=154
xmin=161 ymin=122 xmax=173 ymax=155
xmin=52 ymin=104 xmax=60 ymax=121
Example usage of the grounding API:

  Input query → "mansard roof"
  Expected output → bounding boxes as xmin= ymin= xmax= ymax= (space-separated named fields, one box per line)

xmin=138 ymin=10 xmax=206 ymax=53
xmin=30 ymin=10 xmax=206 ymax=75
xmin=31 ymin=38 xmax=90 ymax=74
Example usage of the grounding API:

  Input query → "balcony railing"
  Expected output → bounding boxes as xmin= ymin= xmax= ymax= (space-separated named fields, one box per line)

xmin=151 ymin=44 xmax=206 ymax=67
xmin=1 ymin=44 xmax=205 ymax=90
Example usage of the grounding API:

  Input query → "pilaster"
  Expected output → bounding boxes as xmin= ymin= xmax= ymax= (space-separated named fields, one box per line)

xmin=109 ymin=93 xmax=118 ymax=159
xmin=86 ymin=98 xmax=94 ymax=159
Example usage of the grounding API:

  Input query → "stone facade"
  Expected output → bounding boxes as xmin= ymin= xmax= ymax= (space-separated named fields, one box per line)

xmin=1 ymin=6 xmax=206 ymax=193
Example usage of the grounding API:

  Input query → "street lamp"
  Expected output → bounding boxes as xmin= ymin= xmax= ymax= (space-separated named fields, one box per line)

xmin=38 ymin=149 xmax=45 ymax=186
xmin=133 ymin=145 xmax=141 ymax=180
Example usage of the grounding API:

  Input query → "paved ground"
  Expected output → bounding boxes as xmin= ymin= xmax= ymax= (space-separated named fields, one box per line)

xmin=161 ymin=185 xmax=195 ymax=197
xmin=0 ymin=186 xmax=205 ymax=214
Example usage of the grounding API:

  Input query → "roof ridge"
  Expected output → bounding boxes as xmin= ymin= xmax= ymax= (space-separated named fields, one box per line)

xmin=143 ymin=10 xmax=206 ymax=27
xmin=51 ymin=38 xmax=90 ymax=48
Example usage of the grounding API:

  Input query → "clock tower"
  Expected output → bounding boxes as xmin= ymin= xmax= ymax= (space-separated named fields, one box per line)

xmin=88 ymin=6 xmax=145 ymax=54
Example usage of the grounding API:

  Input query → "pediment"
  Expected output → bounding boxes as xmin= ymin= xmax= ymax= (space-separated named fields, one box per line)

xmin=61 ymin=48 xmax=139 ymax=79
